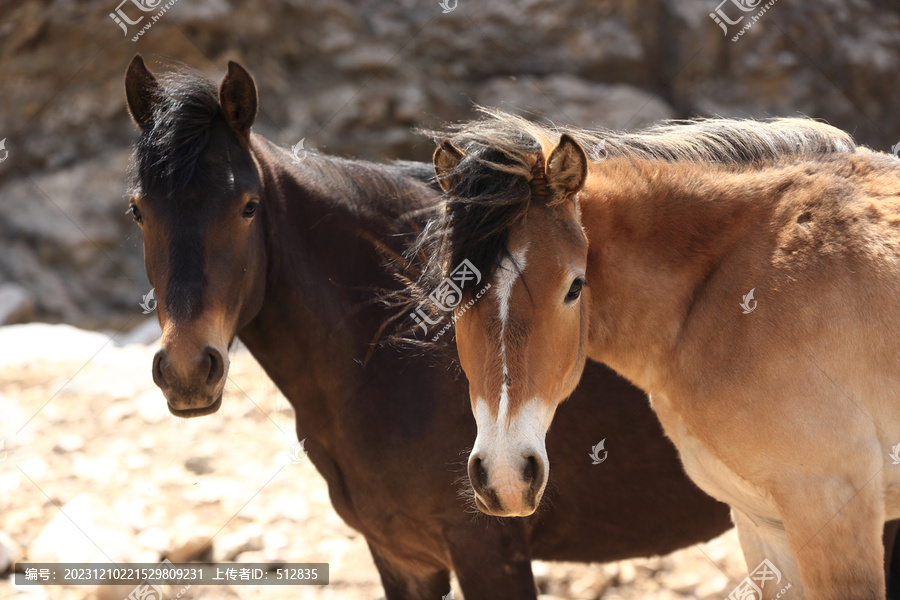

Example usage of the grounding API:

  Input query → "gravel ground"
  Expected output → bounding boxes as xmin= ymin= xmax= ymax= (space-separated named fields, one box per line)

xmin=0 ymin=323 xmax=753 ymax=600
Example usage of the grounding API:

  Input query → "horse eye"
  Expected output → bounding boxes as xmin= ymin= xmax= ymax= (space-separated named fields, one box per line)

xmin=242 ymin=201 xmax=258 ymax=219
xmin=565 ymin=276 xmax=586 ymax=302
xmin=128 ymin=204 xmax=143 ymax=224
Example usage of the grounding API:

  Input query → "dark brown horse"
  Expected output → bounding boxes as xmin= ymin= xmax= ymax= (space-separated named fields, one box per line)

xmin=123 ymin=55 xmax=731 ymax=599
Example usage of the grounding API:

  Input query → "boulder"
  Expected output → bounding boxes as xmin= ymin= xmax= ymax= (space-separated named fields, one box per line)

xmin=0 ymin=283 xmax=35 ymax=325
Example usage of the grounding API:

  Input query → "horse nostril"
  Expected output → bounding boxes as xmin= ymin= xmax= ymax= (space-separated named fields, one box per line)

xmin=524 ymin=455 xmax=546 ymax=496
xmin=152 ymin=350 xmax=169 ymax=390
xmin=205 ymin=346 xmax=224 ymax=387
xmin=469 ymin=455 xmax=489 ymax=492
xmin=523 ymin=456 xmax=537 ymax=482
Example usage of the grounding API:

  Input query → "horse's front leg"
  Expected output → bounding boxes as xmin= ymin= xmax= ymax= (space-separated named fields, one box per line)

xmin=732 ymin=508 xmax=805 ymax=599
xmin=885 ymin=520 xmax=900 ymax=599
xmin=367 ymin=541 xmax=452 ymax=600
xmin=444 ymin=517 xmax=538 ymax=600
xmin=775 ymin=472 xmax=886 ymax=600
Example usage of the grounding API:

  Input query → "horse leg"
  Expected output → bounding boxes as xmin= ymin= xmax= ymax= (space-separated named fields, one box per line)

xmin=444 ymin=520 xmax=538 ymax=600
xmin=776 ymin=478 xmax=885 ymax=600
xmin=367 ymin=542 xmax=452 ymax=600
xmin=885 ymin=521 xmax=900 ymax=599
xmin=732 ymin=508 xmax=805 ymax=599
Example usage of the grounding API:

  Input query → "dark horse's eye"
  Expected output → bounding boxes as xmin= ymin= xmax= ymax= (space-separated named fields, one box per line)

xmin=566 ymin=276 xmax=586 ymax=302
xmin=128 ymin=203 xmax=143 ymax=224
xmin=242 ymin=201 xmax=259 ymax=219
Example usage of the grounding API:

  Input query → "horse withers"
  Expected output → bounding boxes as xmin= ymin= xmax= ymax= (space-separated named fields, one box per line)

xmin=124 ymin=57 xmax=731 ymax=599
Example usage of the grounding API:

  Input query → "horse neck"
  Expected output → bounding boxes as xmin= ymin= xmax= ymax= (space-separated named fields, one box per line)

xmin=579 ymin=158 xmax=779 ymax=391
xmin=237 ymin=140 xmax=431 ymax=419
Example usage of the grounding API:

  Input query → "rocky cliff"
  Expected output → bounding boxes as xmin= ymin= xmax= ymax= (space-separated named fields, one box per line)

xmin=1 ymin=0 xmax=898 ymax=326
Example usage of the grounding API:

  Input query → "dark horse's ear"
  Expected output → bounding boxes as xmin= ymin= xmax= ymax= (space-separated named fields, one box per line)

xmin=125 ymin=54 xmax=158 ymax=130
xmin=545 ymin=133 xmax=587 ymax=200
xmin=433 ymin=140 xmax=466 ymax=193
xmin=219 ymin=61 xmax=258 ymax=140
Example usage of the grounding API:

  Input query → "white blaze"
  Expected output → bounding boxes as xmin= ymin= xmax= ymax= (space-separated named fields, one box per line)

xmin=494 ymin=247 xmax=528 ymax=425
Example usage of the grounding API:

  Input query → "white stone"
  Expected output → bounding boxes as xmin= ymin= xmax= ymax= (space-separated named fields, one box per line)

xmin=53 ymin=433 xmax=85 ymax=453
xmin=696 ymin=574 xmax=731 ymax=599
xmin=262 ymin=530 xmax=289 ymax=552
xmin=0 ymin=324 xmax=110 ymax=366
xmin=116 ymin=318 xmax=162 ymax=347
xmin=135 ymin=390 xmax=169 ymax=424
xmin=72 ymin=455 xmax=118 ymax=482
xmin=660 ymin=570 xmax=702 ymax=594
xmin=28 ymin=493 xmax=140 ymax=564
xmin=531 ymin=561 xmax=550 ymax=579
xmin=0 ymin=283 xmax=35 ymax=325
xmin=135 ymin=528 xmax=170 ymax=557
xmin=17 ymin=457 xmax=47 ymax=479
xmin=0 ymin=394 xmax=32 ymax=445
xmin=213 ymin=525 xmax=265 ymax=562
xmin=0 ymin=530 xmax=19 ymax=573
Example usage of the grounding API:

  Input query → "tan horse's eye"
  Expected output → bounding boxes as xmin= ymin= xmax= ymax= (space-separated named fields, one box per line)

xmin=565 ymin=277 xmax=585 ymax=302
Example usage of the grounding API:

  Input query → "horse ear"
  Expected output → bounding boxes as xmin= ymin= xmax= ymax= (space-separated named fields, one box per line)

xmin=433 ymin=140 xmax=465 ymax=193
xmin=219 ymin=61 xmax=258 ymax=138
xmin=125 ymin=54 xmax=158 ymax=130
xmin=546 ymin=133 xmax=587 ymax=199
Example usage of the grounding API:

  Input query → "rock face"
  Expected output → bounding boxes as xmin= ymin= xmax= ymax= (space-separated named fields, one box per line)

xmin=1 ymin=0 xmax=898 ymax=326
xmin=0 ymin=283 xmax=35 ymax=325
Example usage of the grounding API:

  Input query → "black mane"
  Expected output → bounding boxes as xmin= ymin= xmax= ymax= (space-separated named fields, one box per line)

xmin=129 ymin=66 xmax=222 ymax=197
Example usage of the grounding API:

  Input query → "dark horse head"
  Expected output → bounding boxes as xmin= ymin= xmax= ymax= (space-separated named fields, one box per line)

xmin=125 ymin=55 xmax=265 ymax=417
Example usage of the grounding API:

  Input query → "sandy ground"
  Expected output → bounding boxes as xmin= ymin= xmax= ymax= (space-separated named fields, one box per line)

xmin=0 ymin=323 xmax=756 ymax=600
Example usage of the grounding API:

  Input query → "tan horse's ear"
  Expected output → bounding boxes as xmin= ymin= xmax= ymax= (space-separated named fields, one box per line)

xmin=219 ymin=61 xmax=258 ymax=139
xmin=546 ymin=133 xmax=587 ymax=199
xmin=433 ymin=140 xmax=466 ymax=193
xmin=125 ymin=55 xmax=158 ymax=130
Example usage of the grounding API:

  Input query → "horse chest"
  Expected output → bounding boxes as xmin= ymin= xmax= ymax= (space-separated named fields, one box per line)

xmin=649 ymin=392 xmax=778 ymax=519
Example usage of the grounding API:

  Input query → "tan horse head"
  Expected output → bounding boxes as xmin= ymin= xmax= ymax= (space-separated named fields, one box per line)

xmin=432 ymin=133 xmax=589 ymax=516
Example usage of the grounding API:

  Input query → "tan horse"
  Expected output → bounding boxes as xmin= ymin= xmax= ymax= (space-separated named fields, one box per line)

xmin=415 ymin=109 xmax=900 ymax=599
